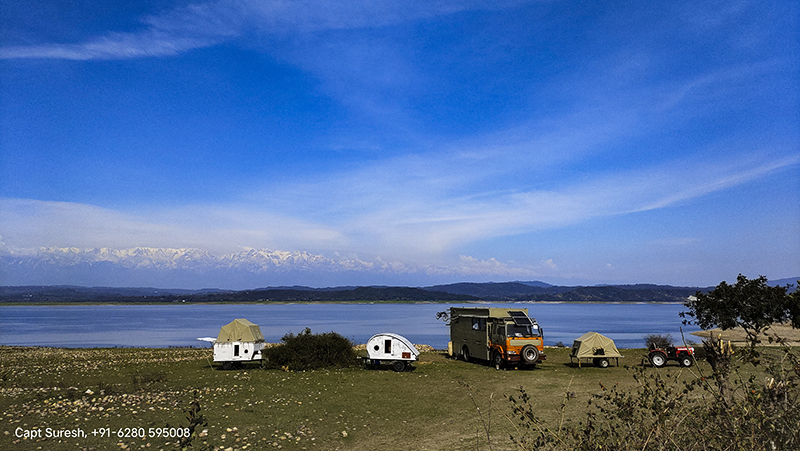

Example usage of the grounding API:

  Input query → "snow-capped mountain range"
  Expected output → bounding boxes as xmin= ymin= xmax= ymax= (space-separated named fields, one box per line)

xmin=0 ymin=246 xmax=420 ymax=288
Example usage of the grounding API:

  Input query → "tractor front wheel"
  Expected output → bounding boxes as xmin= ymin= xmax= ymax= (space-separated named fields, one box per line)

xmin=680 ymin=355 xmax=693 ymax=367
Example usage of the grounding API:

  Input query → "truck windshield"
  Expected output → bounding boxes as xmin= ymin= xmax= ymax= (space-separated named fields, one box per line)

xmin=507 ymin=324 xmax=540 ymax=338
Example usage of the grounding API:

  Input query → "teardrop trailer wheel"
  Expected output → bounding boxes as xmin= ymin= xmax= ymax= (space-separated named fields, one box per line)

xmin=392 ymin=361 xmax=407 ymax=372
xmin=650 ymin=352 xmax=667 ymax=368
xmin=521 ymin=345 xmax=539 ymax=364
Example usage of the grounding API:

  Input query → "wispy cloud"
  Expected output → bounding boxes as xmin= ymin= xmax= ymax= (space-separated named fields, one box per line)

xmin=0 ymin=34 xmax=216 ymax=60
xmin=1 ymin=148 xmax=796 ymax=285
xmin=0 ymin=0 xmax=523 ymax=60
xmin=0 ymin=1 xmax=244 ymax=60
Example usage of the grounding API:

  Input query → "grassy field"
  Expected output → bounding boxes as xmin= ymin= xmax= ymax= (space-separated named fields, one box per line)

xmin=0 ymin=345 xmax=733 ymax=451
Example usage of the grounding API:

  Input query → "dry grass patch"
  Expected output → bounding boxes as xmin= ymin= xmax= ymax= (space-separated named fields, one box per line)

xmin=0 ymin=346 xmax=721 ymax=450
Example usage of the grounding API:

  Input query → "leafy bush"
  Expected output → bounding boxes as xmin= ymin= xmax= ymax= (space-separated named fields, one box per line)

xmin=262 ymin=327 xmax=357 ymax=371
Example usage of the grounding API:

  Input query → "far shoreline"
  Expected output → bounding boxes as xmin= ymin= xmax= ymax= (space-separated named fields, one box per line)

xmin=0 ymin=299 xmax=691 ymax=307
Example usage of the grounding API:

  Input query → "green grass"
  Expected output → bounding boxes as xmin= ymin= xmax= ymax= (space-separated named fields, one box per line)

xmin=0 ymin=346 xmax=723 ymax=450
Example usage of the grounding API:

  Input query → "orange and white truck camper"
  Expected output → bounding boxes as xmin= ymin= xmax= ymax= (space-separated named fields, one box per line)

xmin=448 ymin=307 xmax=545 ymax=369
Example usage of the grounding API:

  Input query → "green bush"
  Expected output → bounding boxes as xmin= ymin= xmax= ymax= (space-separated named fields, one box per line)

xmin=262 ymin=327 xmax=357 ymax=371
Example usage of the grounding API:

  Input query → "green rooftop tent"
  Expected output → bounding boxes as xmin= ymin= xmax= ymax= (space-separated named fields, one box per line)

xmin=569 ymin=331 xmax=622 ymax=368
xmin=216 ymin=318 xmax=265 ymax=343
xmin=213 ymin=319 xmax=266 ymax=369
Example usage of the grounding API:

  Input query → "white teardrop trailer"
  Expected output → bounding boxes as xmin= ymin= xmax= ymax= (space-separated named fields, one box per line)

xmin=363 ymin=333 xmax=420 ymax=372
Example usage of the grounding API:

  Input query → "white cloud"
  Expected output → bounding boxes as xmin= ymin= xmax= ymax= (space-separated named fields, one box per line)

xmin=236 ymin=147 xmax=800 ymax=262
xmin=0 ymin=34 xmax=215 ymax=60
xmin=0 ymin=0 xmax=525 ymax=60
xmin=0 ymin=198 xmax=344 ymax=255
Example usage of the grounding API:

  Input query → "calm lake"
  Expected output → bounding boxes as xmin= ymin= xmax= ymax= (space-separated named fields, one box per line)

xmin=0 ymin=303 xmax=701 ymax=350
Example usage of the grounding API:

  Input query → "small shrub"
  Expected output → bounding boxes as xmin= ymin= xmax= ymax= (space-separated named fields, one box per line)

xmin=131 ymin=370 xmax=167 ymax=388
xmin=262 ymin=327 xmax=357 ymax=371
xmin=170 ymin=390 xmax=207 ymax=449
xmin=643 ymin=333 xmax=673 ymax=349
xmin=0 ymin=368 xmax=12 ymax=387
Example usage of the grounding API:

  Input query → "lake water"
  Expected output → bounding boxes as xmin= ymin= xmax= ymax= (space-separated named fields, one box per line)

xmin=0 ymin=303 xmax=701 ymax=349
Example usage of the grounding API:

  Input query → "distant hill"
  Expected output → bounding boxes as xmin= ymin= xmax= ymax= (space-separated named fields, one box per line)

xmin=0 ymin=285 xmax=477 ymax=303
xmin=0 ymin=281 xmax=731 ymax=303
xmin=424 ymin=282 xmax=704 ymax=302
xmin=770 ymin=277 xmax=799 ymax=291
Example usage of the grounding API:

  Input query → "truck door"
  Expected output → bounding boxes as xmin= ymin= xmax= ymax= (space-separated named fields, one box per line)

xmin=472 ymin=318 xmax=489 ymax=360
xmin=491 ymin=322 xmax=505 ymax=346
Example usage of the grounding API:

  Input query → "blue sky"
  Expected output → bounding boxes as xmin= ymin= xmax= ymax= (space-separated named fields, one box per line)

xmin=1 ymin=0 xmax=798 ymax=287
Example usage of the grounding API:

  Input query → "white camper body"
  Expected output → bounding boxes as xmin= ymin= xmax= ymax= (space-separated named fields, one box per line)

xmin=213 ymin=341 xmax=264 ymax=365
xmin=208 ymin=318 xmax=266 ymax=369
xmin=365 ymin=333 xmax=420 ymax=372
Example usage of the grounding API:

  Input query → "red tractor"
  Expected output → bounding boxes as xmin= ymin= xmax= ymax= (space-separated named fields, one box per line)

xmin=648 ymin=345 xmax=695 ymax=368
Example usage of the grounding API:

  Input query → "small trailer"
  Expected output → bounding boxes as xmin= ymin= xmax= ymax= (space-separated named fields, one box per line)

xmin=207 ymin=318 xmax=266 ymax=370
xmin=569 ymin=331 xmax=623 ymax=368
xmin=363 ymin=333 xmax=419 ymax=372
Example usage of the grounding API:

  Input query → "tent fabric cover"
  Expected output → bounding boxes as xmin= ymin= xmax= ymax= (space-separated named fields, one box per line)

xmin=216 ymin=318 xmax=265 ymax=343
xmin=570 ymin=331 xmax=622 ymax=358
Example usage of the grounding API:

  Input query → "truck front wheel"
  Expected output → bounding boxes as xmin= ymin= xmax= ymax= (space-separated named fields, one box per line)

xmin=521 ymin=345 xmax=539 ymax=364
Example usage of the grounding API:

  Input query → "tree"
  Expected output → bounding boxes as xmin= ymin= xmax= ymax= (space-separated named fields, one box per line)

xmin=681 ymin=274 xmax=797 ymax=349
xmin=790 ymin=283 xmax=800 ymax=329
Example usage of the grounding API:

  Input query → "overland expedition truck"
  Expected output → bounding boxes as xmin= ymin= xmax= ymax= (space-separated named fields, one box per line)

xmin=448 ymin=307 xmax=545 ymax=368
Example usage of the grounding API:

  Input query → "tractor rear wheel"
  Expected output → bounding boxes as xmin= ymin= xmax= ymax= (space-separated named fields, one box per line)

xmin=650 ymin=352 xmax=667 ymax=368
